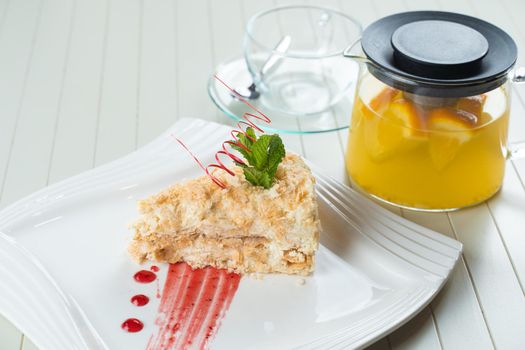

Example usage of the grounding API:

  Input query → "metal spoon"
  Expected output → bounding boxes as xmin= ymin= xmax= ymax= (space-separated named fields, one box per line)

xmin=234 ymin=35 xmax=291 ymax=100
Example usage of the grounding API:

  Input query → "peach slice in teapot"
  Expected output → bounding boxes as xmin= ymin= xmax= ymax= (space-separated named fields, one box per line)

xmin=364 ymin=97 xmax=426 ymax=161
xmin=427 ymin=108 xmax=477 ymax=170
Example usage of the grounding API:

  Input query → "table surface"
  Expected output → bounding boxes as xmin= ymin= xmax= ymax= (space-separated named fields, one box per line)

xmin=1 ymin=0 xmax=524 ymax=349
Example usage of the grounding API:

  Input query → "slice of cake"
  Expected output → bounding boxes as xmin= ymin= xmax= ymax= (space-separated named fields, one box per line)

xmin=129 ymin=153 xmax=320 ymax=275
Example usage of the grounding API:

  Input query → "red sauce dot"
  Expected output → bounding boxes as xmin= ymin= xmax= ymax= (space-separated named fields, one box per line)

xmin=121 ymin=318 xmax=143 ymax=333
xmin=150 ymin=265 xmax=160 ymax=272
xmin=134 ymin=270 xmax=156 ymax=283
xmin=131 ymin=294 xmax=149 ymax=306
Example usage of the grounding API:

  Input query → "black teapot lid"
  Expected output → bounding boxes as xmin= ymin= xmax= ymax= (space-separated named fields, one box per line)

xmin=361 ymin=11 xmax=517 ymax=97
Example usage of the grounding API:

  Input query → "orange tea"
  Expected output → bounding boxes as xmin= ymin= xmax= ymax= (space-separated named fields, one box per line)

xmin=346 ymin=76 xmax=509 ymax=210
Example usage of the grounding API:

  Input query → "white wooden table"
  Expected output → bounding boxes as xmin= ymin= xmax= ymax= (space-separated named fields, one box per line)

xmin=0 ymin=0 xmax=524 ymax=349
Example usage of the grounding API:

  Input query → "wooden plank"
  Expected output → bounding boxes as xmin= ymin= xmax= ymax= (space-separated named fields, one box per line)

xmin=486 ymin=164 xmax=525 ymax=289
xmin=369 ymin=0 xmax=405 ymax=17
xmin=438 ymin=0 xmax=525 ymax=71
xmin=432 ymin=2 xmax=525 ymax=348
xmin=0 ymin=1 xmax=90 ymax=344
xmin=449 ymin=205 xmax=525 ymax=349
xmin=47 ymin=0 xmax=107 ymax=183
xmin=365 ymin=338 xmax=390 ymax=350
xmin=257 ymin=0 xmax=348 ymax=186
xmin=402 ymin=0 xmax=441 ymax=10
xmin=0 ymin=0 xmax=42 ymax=205
xmin=389 ymin=307 xmax=441 ymax=350
xmin=175 ymin=0 xmax=216 ymax=121
xmin=21 ymin=335 xmax=39 ymax=350
xmin=404 ymin=2 xmax=523 ymax=348
xmin=442 ymin=0 xmax=525 ymax=107
xmin=513 ymin=159 xmax=525 ymax=190
xmin=280 ymin=1 xmax=436 ymax=349
xmin=339 ymin=0 xmax=378 ymax=27
xmin=464 ymin=0 xmax=525 ymax=135
xmin=435 ymin=0 xmax=473 ymax=14
xmin=301 ymin=129 xmax=347 ymax=182
xmin=0 ymin=0 xmax=75 ymax=206
xmin=293 ymin=0 xmax=348 ymax=182
xmin=0 ymin=314 xmax=22 ymax=350
xmin=403 ymin=210 xmax=494 ymax=349
xmin=499 ymin=0 xmax=525 ymax=61
xmin=432 ymin=0 xmax=475 ymax=52
xmin=449 ymin=0 xmax=525 ymax=143
xmin=208 ymin=0 xmax=245 ymax=124
xmin=409 ymin=0 xmax=525 ymax=303
xmin=0 ymin=2 xmax=523 ymax=349
xmin=0 ymin=0 xmax=10 ymax=30
xmin=209 ymin=0 xmax=244 ymax=65
xmin=137 ymin=0 xmax=178 ymax=146
xmin=355 ymin=1 xmax=483 ymax=349
xmin=240 ymin=0 xmax=304 ymax=155
xmin=94 ymin=0 xmax=140 ymax=166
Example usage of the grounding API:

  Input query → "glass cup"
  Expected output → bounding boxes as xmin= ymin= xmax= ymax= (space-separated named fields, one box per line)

xmin=244 ymin=5 xmax=361 ymax=116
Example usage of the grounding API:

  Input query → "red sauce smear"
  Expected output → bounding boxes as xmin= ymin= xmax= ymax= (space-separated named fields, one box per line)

xmin=175 ymin=75 xmax=272 ymax=189
xmin=131 ymin=294 xmax=150 ymax=307
xmin=151 ymin=265 xmax=160 ymax=272
xmin=121 ymin=318 xmax=144 ymax=333
xmin=147 ymin=263 xmax=241 ymax=350
xmin=134 ymin=270 xmax=157 ymax=283
xmin=156 ymin=277 xmax=161 ymax=299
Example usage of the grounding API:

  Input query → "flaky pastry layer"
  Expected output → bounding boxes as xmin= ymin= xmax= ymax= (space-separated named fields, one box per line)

xmin=129 ymin=153 xmax=320 ymax=275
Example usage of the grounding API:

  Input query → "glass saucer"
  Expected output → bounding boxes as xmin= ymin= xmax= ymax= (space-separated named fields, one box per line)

xmin=208 ymin=56 xmax=356 ymax=134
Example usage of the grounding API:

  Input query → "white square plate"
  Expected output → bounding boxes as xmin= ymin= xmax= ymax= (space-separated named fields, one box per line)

xmin=0 ymin=119 xmax=461 ymax=350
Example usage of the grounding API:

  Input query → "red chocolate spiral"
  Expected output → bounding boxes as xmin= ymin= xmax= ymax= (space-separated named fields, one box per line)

xmin=175 ymin=75 xmax=272 ymax=189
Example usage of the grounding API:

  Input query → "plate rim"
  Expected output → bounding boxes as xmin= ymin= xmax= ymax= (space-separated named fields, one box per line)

xmin=0 ymin=118 xmax=462 ymax=350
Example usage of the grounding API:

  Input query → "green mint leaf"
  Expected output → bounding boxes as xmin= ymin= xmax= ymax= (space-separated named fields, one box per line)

xmin=237 ymin=127 xmax=256 ymax=149
xmin=243 ymin=167 xmax=272 ymax=189
xmin=231 ymin=127 xmax=256 ymax=165
xmin=250 ymin=135 xmax=272 ymax=170
xmin=230 ymin=144 xmax=251 ymax=165
xmin=229 ymin=127 xmax=286 ymax=189
xmin=245 ymin=127 xmax=257 ymax=142
xmin=267 ymin=134 xmax=285 ymax=178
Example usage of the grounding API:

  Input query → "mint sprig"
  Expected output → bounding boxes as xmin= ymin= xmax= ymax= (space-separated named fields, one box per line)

xmin=230 ymin=127 xmax=285 ymax=189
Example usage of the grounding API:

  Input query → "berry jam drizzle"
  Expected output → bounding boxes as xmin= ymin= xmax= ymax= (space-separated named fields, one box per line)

xmin=121 ymin=318 xmax=144 ymax=333
xmin=147 ymin=263 xmax=241 ymax=350
xmin=122 ymin=270 xmax=158 ymax=332
xmin=175 ymin=75 xmax=272 ymax=189
xmin=151 ymin=265 xmax=160 ymax=272
xmin=156 ymin=278 xmax=161 ymax=299
xmin=134 ymin=270 xmax=157 ymax=283
xmin=131 ymin=294 xmax=150 ymax=307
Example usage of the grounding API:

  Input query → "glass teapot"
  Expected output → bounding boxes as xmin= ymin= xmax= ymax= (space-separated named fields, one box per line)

xmin=343 ymin=11 xmax=525 ymax=211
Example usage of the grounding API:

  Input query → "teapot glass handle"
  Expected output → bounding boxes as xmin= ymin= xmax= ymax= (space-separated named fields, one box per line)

xmin=343 ymin=38 xmax=371 ymax=64
xmin=508 ymin=66 xmax=525 ymax=159
xmin=509 ymin=141 xmax=525 ymax=160
xmin=510 ymin=67 xmax=525 ymax=83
